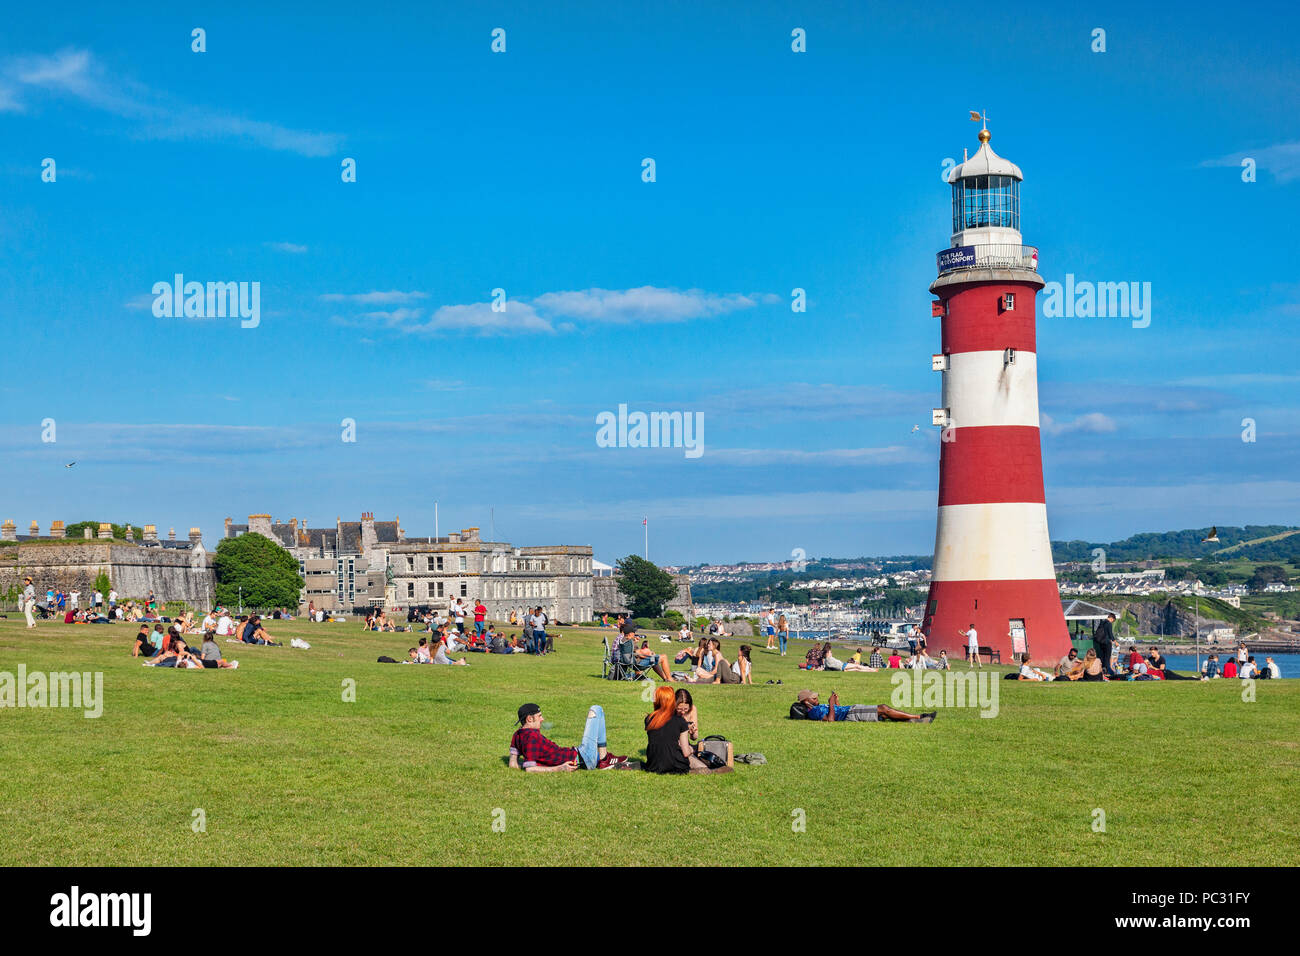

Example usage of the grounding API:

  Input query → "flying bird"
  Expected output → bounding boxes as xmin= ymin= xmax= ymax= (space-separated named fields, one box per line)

xmin=1202 ymin=526 xmax=1219 ymax=543
xmin=910 ymin=425 xmax=920 ymax=433
xmin=64 ymin=461 xmax=76 ymax=468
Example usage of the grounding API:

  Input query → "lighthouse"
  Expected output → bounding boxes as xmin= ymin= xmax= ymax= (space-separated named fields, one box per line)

xmin=921 ymin=121 xmax=1070 ymax=666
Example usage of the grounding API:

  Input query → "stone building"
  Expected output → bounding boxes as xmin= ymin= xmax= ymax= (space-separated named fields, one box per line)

xmin=593 ymin=573 xmax=694 ymax=619
xmin=388 ymin=528 xmax=594 ymax=624
xmin=226 ymin=513 xmax=595 ymax=621
xmin=0 ymin=522 xmax=213 ymax=607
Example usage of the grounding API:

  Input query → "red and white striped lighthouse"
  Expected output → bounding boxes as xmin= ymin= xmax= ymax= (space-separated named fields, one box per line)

xmin=921 ymin=122 xmax=1069 ymax=666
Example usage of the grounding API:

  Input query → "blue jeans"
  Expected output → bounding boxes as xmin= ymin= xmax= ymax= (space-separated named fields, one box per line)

xmin=577 ymin=705 xmax=606 ymax=770
xmin=778 ymin=632 xmax=788 ymax=654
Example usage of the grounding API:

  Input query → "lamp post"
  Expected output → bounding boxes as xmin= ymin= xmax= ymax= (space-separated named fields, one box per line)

xmin=1195 ymin=582 xmax=1201 ymax=671
xmin=238 ymin=584 xmax=243 ymax=615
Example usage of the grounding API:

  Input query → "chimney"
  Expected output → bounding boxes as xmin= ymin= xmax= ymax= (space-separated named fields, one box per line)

xmin=168 ymin=527 xmax=176 ymax=540
xmin=97 ymin=523 xmax=112 ymax=539
xmin=1 ymin=520 xmax=15 ymax=541
xmin=83 ymin=526 xmax=92 ymax=539
xmin=360 ymin=512 xmax=377 ymax=554
xmin=143 ymin=524 xmax=159 ymax=542
xmin=124 ymin=524 xmax=134 ymax=540
xmin=189 ymin=527 xmax=202 ymax=545
xmin=224 ymin=516 xmax=232 ymax=538
xmin=29 ymin=520 xmax=40 ymax=537
xmin=50 ymin=520 xmax=66 ymax=539
xmin=248 ymin=514 xmax=273 ymax=538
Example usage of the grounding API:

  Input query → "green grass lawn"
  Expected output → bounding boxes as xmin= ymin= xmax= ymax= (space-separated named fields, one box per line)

xmin=1 ymin=618 xmax=1297 ymax=866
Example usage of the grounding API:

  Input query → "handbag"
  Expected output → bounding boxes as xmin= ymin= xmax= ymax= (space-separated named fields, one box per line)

xmin=697 ymin=735 xmax=729 ymax=768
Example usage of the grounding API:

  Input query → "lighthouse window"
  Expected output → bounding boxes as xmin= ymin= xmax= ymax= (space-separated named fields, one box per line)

xmin=951 ymin=175 xmax=1019 ymax=232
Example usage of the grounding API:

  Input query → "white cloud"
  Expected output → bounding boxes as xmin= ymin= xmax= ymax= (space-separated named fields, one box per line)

xmin=531 ymin=286 xmax=767 ymax=324
xmin=1041 ymin=412 xmax=1118 ymax=436
xmin=265 ymin=241 xmax=308 ymax=254
xmin=319 ymin=290 xmax=428 ymax=305
xmin=322 ymin=285 xmax=778 ymax=336
xmin=2 ymin=48 xmax=341 ymax=156
xmin=1202 ymin=142 xmax=1300 ymax=184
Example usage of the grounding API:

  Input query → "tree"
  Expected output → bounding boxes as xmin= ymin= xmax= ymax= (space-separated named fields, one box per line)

xmin=93 ymin=571 xmax=112 ymax=597
xmin=616 ymin=554 xmax=677 ymax=619
xmin=1248 ymin=564 xmax=1289 ymax=591
xmin=65 ymin=521 xmax=140 ymax=540
xmin=213 ymin=533 xmax=304 ymax=609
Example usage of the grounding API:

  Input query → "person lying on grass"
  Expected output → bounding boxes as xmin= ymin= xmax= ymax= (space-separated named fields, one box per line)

xmin=508 ymin=702 xmax=631 ymax=771
xmin=799 ymin=642 xmax=828 ymax=671
xmin=788 ymin=689 xmax=934 ymax=723
xmin=1017 ymin=654 xmax=1054 ymax=681
xmin=644 ymin=686 xmax=732 ymax=774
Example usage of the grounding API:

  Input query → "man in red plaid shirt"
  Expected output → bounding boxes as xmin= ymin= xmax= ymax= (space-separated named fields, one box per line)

xmin=508 ymin=703 xmax=632 ymax=771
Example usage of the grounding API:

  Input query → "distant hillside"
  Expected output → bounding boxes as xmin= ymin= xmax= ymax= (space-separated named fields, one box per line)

xmin=1051 ymin=526 xmax=1300 ymax=563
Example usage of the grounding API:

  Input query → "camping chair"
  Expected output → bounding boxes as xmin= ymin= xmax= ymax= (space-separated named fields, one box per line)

xmin=603 ymin=636 xmax=644 ymax=681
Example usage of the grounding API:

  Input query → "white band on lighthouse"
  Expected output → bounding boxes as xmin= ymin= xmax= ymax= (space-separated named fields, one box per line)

xmin=941 ymin=350 xmax=1040 ymax=429
xmin=931 ymin=502 xmax=1057 ymax=582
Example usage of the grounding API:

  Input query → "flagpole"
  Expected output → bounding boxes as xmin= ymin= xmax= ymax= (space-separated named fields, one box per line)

xmin=644 ymin=517 xmax=648 ymax=560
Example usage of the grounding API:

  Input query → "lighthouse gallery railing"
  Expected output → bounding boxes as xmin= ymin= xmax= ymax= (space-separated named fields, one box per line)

xmin=936 ymin=244 xmax=1038 ymax=275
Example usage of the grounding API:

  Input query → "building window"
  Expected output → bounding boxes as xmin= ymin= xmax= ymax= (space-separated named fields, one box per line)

xmin=459 ymin=556 xmax=467 ymax=572
xmin=436 ymin=556 xmax=444 ymax=571
xmin=407 ymin=582 xmax=415 ymax=598
xmin=436 ymin=582 xmax=444 ymax=597
xmin=460 ymin=582 xmax=468 ymax=597
xmin=426 ymin=582 xmax=435 ymax=598
xmin=427 ymin=556 xmax=436 ymax=571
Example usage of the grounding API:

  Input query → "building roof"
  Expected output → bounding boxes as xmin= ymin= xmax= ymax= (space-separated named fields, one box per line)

xmin=947 ymin=138 xmax=1023 ymax=182
xmin=1062 ymin=599 xmax=1118 ymax=621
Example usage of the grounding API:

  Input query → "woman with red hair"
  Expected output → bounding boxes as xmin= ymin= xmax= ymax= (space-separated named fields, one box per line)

xmin=644 ymin=685 xmax=728 ymax=774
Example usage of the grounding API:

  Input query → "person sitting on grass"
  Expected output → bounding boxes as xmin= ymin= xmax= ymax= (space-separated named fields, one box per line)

xmin=931 ymin=649 xmax=950 ymax=670
xmin=643 ymin=686 xmax=731 ymax=774
xmin=887 ymin=649 xmax=903 ymax=669
xmin=675 ymin=636 xmax=708 ymax=667
xmin=1222 ymin=657 xmax=1238 ymax=679
xmin=1238 ymin=656 xmax=1258 ymax=680
xmin=433 ymin=641 xmax=468 ymax=665
xmin=131 ymin=625 xmax=157 ymax=658
xmin=675 ymin=688 xmax=735 ymax=768
xmin=1147 ymin=646 xmax=1197 ymax=680
xmin=1017 ymin=654 xmax=1054 ymax=681
xmin=508 ymin=702 xmax=630 ymax=771
xmin=789 ymin=689 xmax=934 ymax=723
xmin=868 ymin=646 xmax=885 ymax=669
xmin=241 ymin=615 xmax=282 ymax=646
xmin=713 ymin=640 xmax=743 ymax=684
xmin=1201 ymin=654 xmax=1221 ymax=679
xmin=415 ymin=638 xmax=433 ymax=663
xmin=144 ymin=637 xmax=203 ymax=668
xmin=799 ymin=642 xmax=829 ymax=671
xmin=732 ymin=644 xmax=753 ymax=684
xmin=688 ymin=637 xmax=724 ymax=682
xmin=200 ymin=631 xmax=238 ymax=669
xmin=823 ymin=643 xmax=847 ymax=671
xmin=1055 ymin=648 xmax=1080 ymax=678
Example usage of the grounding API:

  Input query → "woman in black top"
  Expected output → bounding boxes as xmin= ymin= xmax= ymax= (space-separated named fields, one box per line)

xmin=643 ymin=685 xmax=709 ymax=773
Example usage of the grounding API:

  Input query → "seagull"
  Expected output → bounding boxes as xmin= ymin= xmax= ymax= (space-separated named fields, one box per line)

xmin=64 ymin=461 xmax=76 ymax=468
xmin=910 ymin=425 xmax=920 ymax=433
xmin=1202 ymin=526 xmax=1219 ymax=543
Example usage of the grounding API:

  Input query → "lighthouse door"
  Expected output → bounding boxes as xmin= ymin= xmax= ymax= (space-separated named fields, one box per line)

xmin=1009 ymin=619 xmax=1027 ymax=657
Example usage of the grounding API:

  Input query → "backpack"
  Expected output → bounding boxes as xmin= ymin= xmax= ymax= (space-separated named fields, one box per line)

xmin=788 ymin=701 xmax=810 ymax=720
xmin=377 ymin=655 xmax=398 ymax=663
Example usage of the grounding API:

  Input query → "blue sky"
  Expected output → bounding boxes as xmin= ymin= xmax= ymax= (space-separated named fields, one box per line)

xmin=2 ymin=1 xmax=1298 ymax=565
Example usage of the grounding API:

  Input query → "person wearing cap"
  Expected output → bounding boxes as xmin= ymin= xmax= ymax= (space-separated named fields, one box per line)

xmin=789 ymin=689 xmax=934 ymax=723
xmin=508 ymin=703 xmax=630 ymax=771
xmin=21 ymin=576 xmax=37 ymax=628
xmin=618 ymin=622 xmax=672 ymax=681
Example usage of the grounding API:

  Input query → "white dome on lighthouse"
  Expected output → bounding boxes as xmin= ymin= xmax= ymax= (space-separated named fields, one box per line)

xmin=946 ymin=132 xmax=1023 ymax=182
